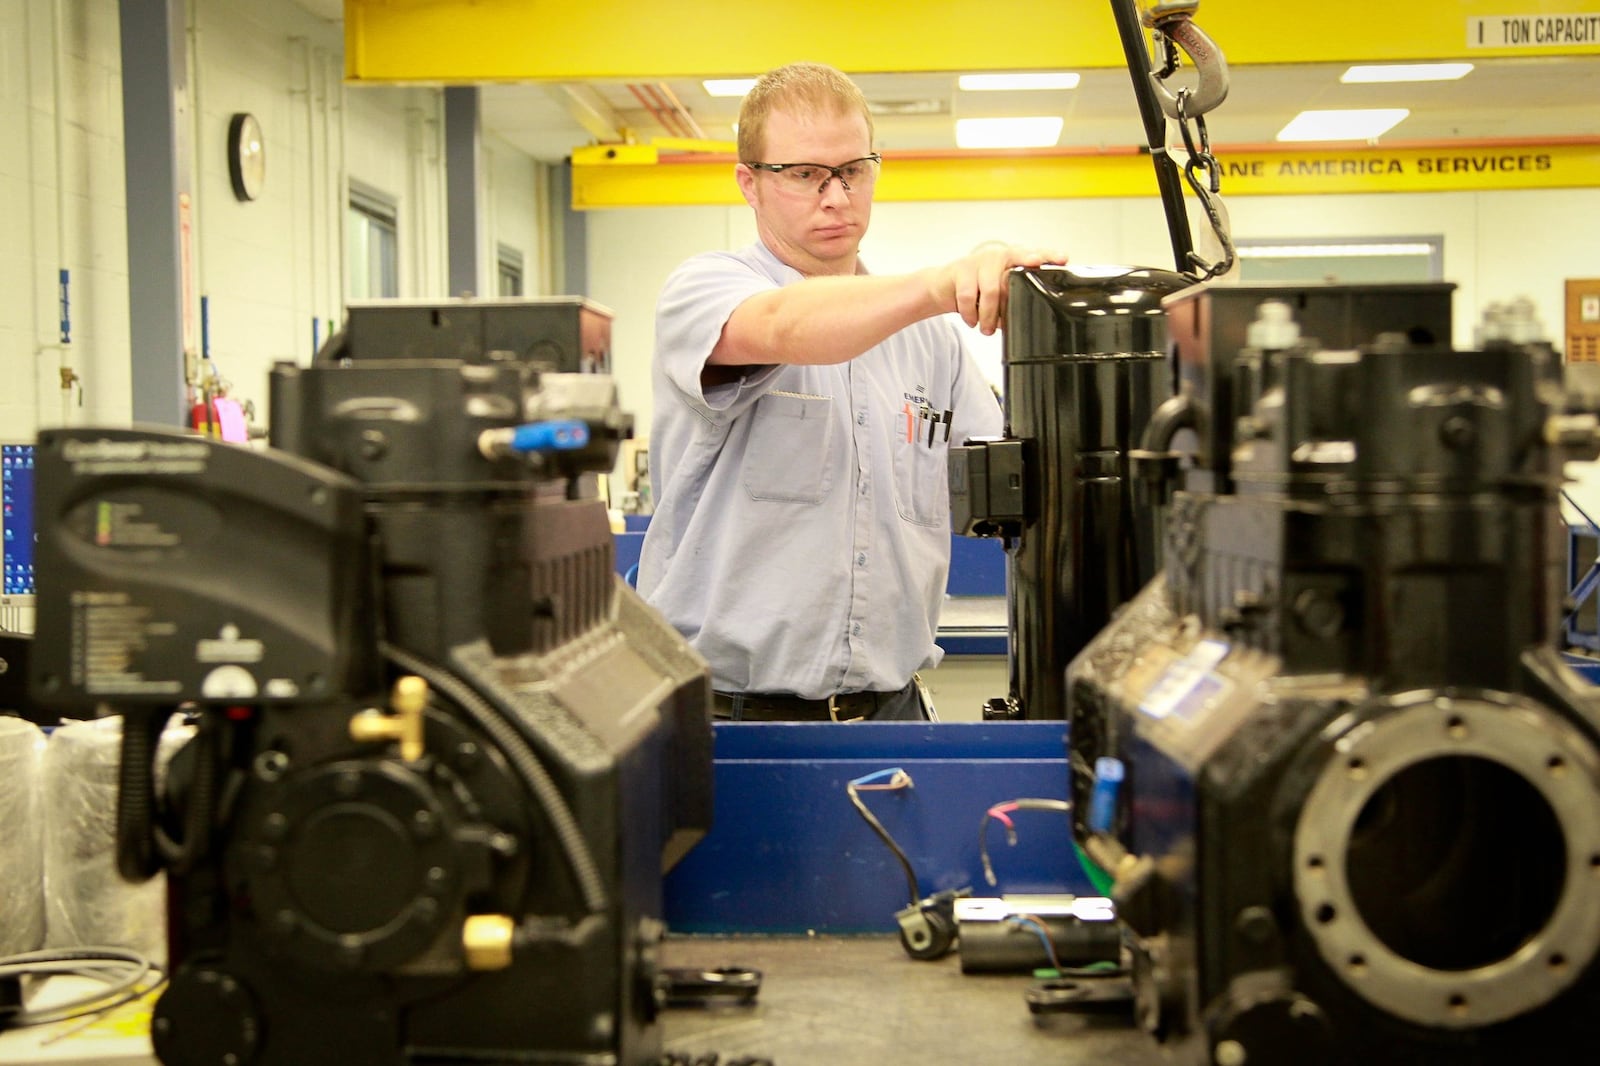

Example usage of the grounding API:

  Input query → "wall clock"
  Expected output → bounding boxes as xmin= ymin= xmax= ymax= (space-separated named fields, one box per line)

xmin=227 ymin=112 xmax=265 ymax=202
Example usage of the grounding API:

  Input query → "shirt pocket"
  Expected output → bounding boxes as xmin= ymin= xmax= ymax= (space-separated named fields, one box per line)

xmin=892 ymin=405 xmax=951 ymax=527
xmin=743 ymin=390 xmax=835 ymax=503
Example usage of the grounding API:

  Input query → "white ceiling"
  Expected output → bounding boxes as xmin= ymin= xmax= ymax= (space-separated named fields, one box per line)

xmin=295 ymin=0 xmax=1598 ymax=160
xmin=474 ymin=56 xmax=1600 ymax=163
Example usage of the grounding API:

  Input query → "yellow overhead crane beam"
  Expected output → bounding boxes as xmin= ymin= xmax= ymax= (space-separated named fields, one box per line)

xmin=347 ymin=0 xmax=1600 ymax=206
xmin=345 ymin=0 xmax=1600 ymax=83
xmin=570 ymin=141 xmax=1600 ymax=208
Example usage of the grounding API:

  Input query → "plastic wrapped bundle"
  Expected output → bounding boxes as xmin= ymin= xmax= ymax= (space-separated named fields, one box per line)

xmin=0 ymin=715 xmax=47 ymax=955
xmin=41 ymin=716 xmax=189 ymax=966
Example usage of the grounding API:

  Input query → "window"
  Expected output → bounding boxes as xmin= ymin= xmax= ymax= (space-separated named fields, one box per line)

xmin=348 ymin=182 xmax=399 ymax=299
xmin=1234 ymin=236 xmax=1443 ymax=285
xmin=497 ymin=244 xmax=524 ymax=297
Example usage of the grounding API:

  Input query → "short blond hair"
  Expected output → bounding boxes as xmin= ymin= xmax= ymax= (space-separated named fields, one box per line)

xmin=737 ymin=62 xmax=874 ymax=162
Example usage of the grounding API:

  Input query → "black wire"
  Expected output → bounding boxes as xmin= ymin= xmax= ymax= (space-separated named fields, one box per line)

xmin=978 ymin=798 xmax=1073 ymax=888
xmin=846 ymin=782 xmax=921 ymax=906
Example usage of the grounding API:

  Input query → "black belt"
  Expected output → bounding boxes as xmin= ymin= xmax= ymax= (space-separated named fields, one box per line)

xmin=713 ymin=681 xmax=915 ymax=722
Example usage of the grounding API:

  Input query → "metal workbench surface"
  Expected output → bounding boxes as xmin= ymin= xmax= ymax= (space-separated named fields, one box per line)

xmin=660 ymin=935 xmax=1164 ymax=1066
xmin=0 ymin=936 xmax=1162 ymax=1065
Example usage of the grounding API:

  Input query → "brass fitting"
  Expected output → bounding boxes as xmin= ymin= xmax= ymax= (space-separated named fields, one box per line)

xmin=348 ymin=675 xmax=428 ymax=761
xmin=463 ymin=914 xmax=516 ymax=971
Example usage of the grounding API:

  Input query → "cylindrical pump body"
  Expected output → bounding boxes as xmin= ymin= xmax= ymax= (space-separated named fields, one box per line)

xmin=1000 ymin=265 xmax=1190 ymax=719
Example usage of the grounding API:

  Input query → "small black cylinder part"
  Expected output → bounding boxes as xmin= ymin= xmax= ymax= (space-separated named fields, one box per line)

xmin=958 ymin=913 xmax=1123 ymax=974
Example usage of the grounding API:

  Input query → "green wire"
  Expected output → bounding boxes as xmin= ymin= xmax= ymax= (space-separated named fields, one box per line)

xmin=1074 ymin=839 xmax=1116 ymax=896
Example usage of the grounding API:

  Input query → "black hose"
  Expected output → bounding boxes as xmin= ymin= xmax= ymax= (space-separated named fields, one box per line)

xmin=1140 ymin=388 xmax=1198 ymax=454
xmin=114 ymin=709 xmax=161 ymax=883
xmin=153 ymin=713 xmax=218 ymax=876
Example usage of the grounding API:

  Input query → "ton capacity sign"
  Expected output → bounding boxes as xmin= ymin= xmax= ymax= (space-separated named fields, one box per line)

xmin=1469 ymin=13 xmax=1600 ymax=47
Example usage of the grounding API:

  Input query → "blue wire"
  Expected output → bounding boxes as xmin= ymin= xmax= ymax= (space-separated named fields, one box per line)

xmin=1007 ymin=915 xmax=1061 ymax=969
xmin=851 ymin=768 xmax=915 ymax=784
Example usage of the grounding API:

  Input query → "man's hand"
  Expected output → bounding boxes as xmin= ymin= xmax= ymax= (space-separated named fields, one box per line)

xmin=925 ymin=242 xmax=1069 ymax=335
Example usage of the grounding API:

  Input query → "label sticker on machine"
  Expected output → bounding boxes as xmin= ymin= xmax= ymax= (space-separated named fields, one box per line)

xmin=70 ymin=589 xmax=183 ymax=696
xmin=1139 ymin=639 xmax=1231 ymax=721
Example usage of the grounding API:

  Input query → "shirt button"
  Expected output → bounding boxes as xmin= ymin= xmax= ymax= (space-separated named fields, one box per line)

xmin=852 ymin=623 xmax=862 ymax=636
xmin=856 ymin=414 xmax=866 ymax=426
xmin=856 ymin=553 xmax=866 ymax=566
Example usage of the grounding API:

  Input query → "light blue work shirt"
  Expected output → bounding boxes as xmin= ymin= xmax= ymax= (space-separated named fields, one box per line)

xmin=639 ymin=240 xmax=1004 ymax=700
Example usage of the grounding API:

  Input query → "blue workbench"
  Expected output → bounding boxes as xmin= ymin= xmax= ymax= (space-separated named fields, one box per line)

xmin=663 ymin=721 xmax=1090 ymax=934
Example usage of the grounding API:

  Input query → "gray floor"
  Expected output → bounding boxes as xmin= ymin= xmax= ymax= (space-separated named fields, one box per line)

xmin=660 ymin=935 xmax=1166 ymax=1065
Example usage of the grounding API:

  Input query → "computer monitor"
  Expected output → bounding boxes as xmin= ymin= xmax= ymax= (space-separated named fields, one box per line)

xmin=2 ymin=443 xmax=35 ymax=634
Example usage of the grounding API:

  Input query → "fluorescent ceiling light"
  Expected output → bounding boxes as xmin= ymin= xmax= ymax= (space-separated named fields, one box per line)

xmin=958 ymin=72 xmax=1081 ymax=91
xmin=955 ymin=116 xmax=1063 ymax=149
xmin=1341 ymin=63 xmax=1473 ymax=83
xmin=1276 ymin=108 xmax=1409 ymax=142
xmin=1238 ymin=242 xmax=1436 ymax=258
xmin=703 ymin=78 xmax=757 ymax=97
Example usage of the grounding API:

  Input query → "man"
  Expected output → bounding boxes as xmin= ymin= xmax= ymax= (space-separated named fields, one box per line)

xmin=638 ymin=62 xmax=1065 ymax=722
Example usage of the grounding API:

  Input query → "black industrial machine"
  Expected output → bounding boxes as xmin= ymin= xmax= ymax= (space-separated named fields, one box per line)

xmin=1064 ymin=281 xmax=1600 ymax=1063
xmin=338 ymin=296 xmax=615 ymax=374
xmin=27 ymin=301 xmax=713 ymax=1065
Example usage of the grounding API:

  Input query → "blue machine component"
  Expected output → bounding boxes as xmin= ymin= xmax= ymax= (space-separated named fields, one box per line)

xmin=663 ymin=721 xmax=1093 ymax=934
xmin=1086 ymin=756 xmax=1124 ymax=833
xmin=508 ymin=419 xmax=590 ymax=453
xmin=477 ymin=420 xmax=592 ymax=461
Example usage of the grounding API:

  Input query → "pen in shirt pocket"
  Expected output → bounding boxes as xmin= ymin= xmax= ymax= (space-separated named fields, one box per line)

xmin=900 ymin=401 xmax=953 ymax=446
